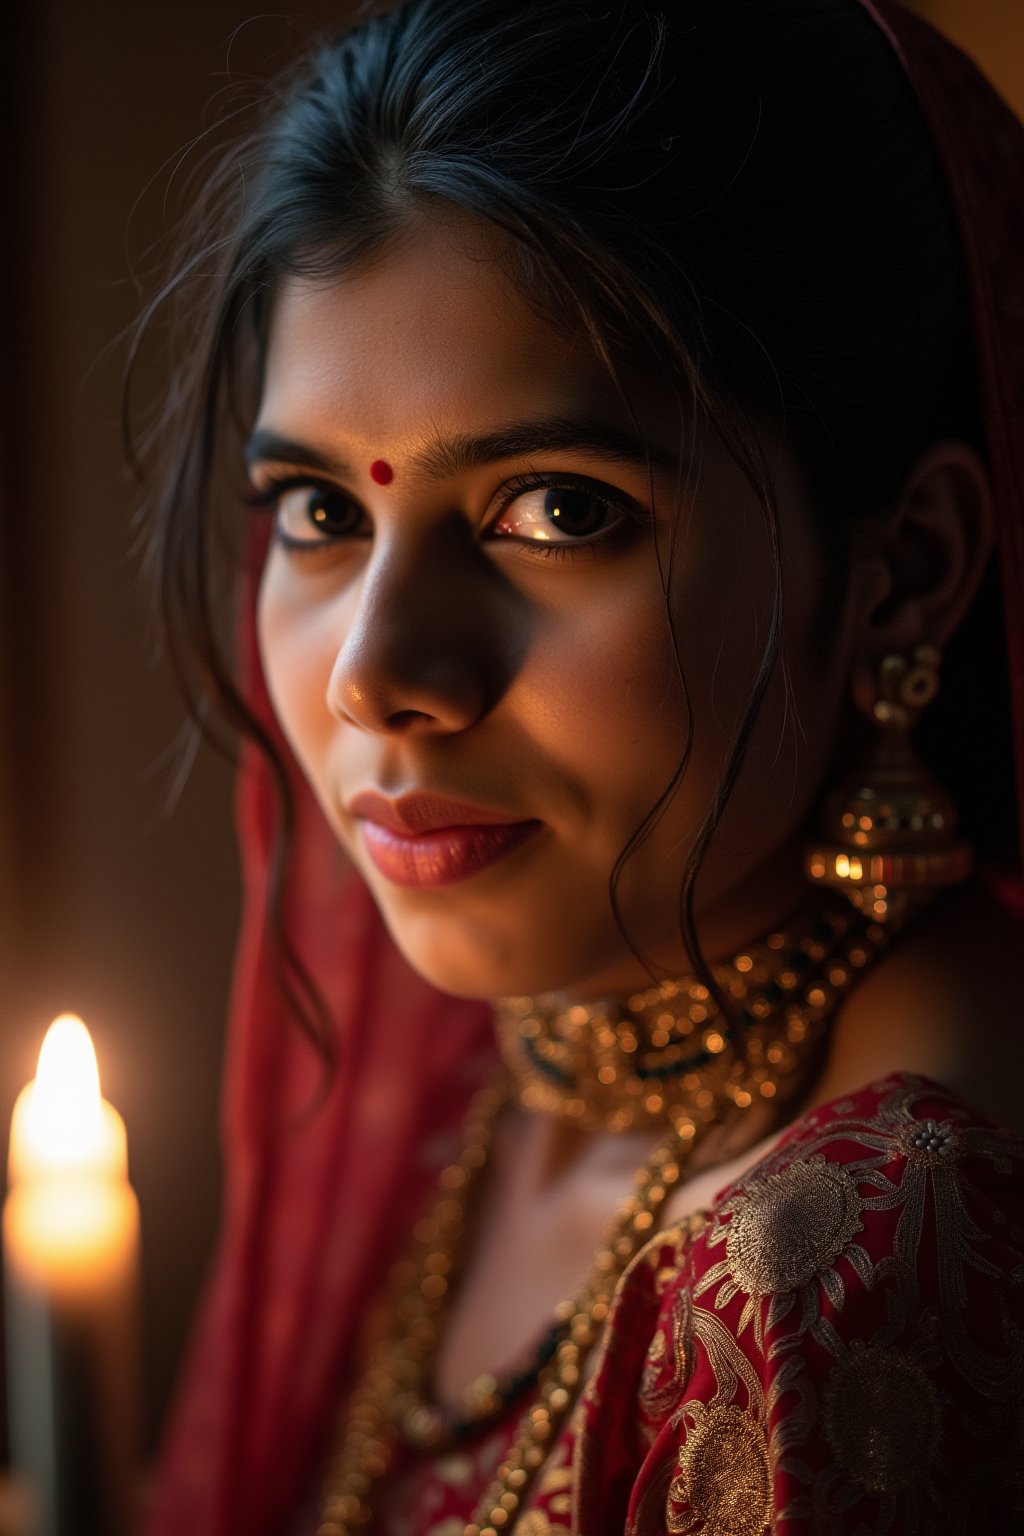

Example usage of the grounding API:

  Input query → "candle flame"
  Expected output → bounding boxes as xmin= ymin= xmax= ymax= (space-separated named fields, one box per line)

xmin=26 ymin=1014 xmax=103 ymax=1168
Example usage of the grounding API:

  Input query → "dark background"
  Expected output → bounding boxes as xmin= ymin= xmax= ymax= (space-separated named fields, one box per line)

xmin=0 ymin=0 xmax=1020 ymax=1465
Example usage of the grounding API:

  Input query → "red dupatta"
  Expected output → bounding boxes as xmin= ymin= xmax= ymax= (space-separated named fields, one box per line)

xmin=143 ymin=7 xmax=1024 ymax=1534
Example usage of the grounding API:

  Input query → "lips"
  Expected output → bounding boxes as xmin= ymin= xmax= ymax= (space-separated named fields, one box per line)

xmin=347 ymin=791 xmax=542 ymax=888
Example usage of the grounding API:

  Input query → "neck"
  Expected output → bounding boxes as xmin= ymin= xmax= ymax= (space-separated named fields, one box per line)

xmin=558 ymin=834 xmax=814 ymax=1003
xmin=499 ymin=1091 xmax=786 ymax=1197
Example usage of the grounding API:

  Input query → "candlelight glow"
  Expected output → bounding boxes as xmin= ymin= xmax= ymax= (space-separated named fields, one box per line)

xmin=5 ymin=1012 xmax=137 ymax=1293
xmin=25 ymin=1015 xmax=103 ymax=1170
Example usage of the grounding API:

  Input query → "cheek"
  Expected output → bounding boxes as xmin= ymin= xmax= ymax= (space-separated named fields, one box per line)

xmin=693 ymin=539 xmax=848 ymax=874
xmin=586 ymin=516 xmax=814 ymax=911
xmin=256 ymin=557 xmax=337 ymax=773
xmin=522 ymin=567 xmax=688 ymax=797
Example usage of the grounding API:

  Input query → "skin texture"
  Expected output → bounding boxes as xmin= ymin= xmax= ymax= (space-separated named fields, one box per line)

xmin=254 ymin=215 xmax=1019 ymax=1399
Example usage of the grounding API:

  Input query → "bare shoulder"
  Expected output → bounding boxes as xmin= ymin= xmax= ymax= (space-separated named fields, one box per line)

xmin=810 ymin=877 xmax=1024 ymax=1132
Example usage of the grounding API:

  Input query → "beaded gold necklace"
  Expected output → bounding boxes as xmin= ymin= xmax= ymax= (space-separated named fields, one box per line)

xmin=317 ymin=898 xmax=891 ymax=1536
xmin=494 ymin=895 xmax=874 ymax=1135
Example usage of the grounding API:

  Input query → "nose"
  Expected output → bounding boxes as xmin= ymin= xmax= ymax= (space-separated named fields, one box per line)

xmin=326 ymin=536 xmax=507 ymax=735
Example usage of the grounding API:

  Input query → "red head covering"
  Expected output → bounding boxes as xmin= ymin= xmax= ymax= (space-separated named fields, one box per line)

xmin=143 ymin=6 xmax=1024 ymax=1533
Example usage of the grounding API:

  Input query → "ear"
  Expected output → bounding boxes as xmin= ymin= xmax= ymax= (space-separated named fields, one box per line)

xmin=848 ymin=441 xmax=994 ymax=706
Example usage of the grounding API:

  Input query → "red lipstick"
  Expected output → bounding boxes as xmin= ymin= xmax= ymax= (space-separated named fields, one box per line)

xmin=347 ymin=791 xmax=542 ymax=888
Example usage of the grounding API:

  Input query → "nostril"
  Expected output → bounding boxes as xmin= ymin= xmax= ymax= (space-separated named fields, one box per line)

xmin=386 ymin=708 xmax=435 ymax=730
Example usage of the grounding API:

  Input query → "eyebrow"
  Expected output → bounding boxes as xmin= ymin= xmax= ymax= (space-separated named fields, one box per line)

xmin=244 ymin=413 xmax=683 ymax=481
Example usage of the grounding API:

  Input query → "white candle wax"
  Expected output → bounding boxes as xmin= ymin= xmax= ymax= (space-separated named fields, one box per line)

xmin=3 ymin=1016 xmax=141 ymax=1536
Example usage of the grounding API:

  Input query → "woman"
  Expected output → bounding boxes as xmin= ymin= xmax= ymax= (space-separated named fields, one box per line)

xmin=138 ymin=1 xmax=1024 ymax=1532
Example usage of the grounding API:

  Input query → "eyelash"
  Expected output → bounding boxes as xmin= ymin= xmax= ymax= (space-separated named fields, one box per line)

xmin=243 ymin=470 xmax=649 ymax=562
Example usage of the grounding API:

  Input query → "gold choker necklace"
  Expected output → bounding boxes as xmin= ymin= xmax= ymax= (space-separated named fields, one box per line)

xmin=495 ymin=896 xmax=889 ymax=1135
xmin=319 ymin=896 xmax=900 ymax=1536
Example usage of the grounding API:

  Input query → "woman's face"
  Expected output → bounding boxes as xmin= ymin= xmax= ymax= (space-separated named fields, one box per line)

xmin=256 ymin=217 xmax=860 ymax=1000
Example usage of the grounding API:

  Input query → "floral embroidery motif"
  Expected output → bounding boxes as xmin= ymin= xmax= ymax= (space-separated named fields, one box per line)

xmin=822 ymin=1339 xmax=942 ymax=1496
xmin=376 ymin=1078 xmax=1024 ymax=1536
xmin=659 ymin=1304 xmax=774 ymax=1535
xmin=902 ymin=1117 xmax=959 ymax=1165
xmin=723 ymin=1156 xmax=863 ymax=1295
xmin=693 ymin=1154 xmax=868 ymax=1349
xmin=667 ymin=1402 xmax=771 ymax=1536
xmin=608 ymin=1079 xmax=1022 ymax=1535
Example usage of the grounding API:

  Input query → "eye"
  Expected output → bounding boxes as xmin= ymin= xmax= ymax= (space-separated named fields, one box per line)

xmin=245 ymin=476 xmax=367 ymax=549
xmin=275 ymin=483 xmax=365 ymax=545
xmin=491 ymin=477 xmax=636 ymax=551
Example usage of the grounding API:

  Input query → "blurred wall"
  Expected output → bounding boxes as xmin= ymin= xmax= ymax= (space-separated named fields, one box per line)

xmin=916 ymin=0 xmax=1024 ymax=114
xmin=0 ymin=0 xmax=1020 ymax=1466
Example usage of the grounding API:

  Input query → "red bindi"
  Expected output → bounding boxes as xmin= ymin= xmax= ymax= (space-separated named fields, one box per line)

xmin=369 ymin=459 xmax=394 ymax=486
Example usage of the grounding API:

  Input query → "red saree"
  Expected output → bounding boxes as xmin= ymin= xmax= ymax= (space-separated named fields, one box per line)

xmin=279 ymin=1076 xmax=1022 ymax=1535
xmin=143 ymin=5 xmax=1024 ymax=1536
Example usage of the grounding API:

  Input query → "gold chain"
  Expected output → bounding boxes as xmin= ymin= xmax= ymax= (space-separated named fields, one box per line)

xmin=318 ymin=906 xmax=892 ymax=1536
xmin=317 ymin=1084 xmax=700 ymax=1536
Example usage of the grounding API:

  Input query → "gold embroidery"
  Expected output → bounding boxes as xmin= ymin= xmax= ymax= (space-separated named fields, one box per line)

xmin=517 ymin=1509 xmax=572 ymax=1536
xmin=538 ymin=1464 xmax=573 ymax=1495
xmin=625 ymin=1454 xmax=676 ymax=1536
xmin=515 ymin=1514 xmax=555 ymax=1536
xmin=580 ymin=1080 xmax=1022 ymax=1535
xmin=822 ymin=1340 xmax=941 ymax=1496
xmin=724 ymin=1155 xmax=863 ymax=1296
xmin=684 ymin=1211 xmax=708 ymax=1241
xmin=519 ymin=1433 xmax=574 ymax=1528
xmin=667 ymin=1403 xmax=771 ymax=1536
xmin=683 ymin=1303 xmax=771 ymax=1444
xmin=900 ymin=1116 xmax=960 ymax=1167
xmin=691 ymin=1152 xmax=869 ymax=1347
xmin=639 ymin=1285 xmax=691 ymax=1423
xmin=538 ymin=1457 xmax=573 ymax=1516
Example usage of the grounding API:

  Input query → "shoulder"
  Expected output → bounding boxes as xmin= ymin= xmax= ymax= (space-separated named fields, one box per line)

xmin=572 ymin=1074 xmax=1024 ymax=1535
xmin=811 ymin=878 xmax=1024 ymax=1133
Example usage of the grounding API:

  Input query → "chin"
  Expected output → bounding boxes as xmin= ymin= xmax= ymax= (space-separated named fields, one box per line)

xmin=384 ymin=909 xmax=618 ymax=1002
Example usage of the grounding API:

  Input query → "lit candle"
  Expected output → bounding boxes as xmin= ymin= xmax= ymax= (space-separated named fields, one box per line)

xmin=3 ymin=1016 xmax=141 ymax=1536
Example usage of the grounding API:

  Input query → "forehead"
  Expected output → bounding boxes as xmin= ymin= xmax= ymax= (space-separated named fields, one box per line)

xmin=258 ymin=218 xmax=646 ymax=448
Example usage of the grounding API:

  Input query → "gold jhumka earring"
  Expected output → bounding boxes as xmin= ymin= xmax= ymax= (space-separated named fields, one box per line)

xmin=317 ymin=653 xmax=964 ymax=1536
xmin=805 ymin=643 xmax=973 ymax=923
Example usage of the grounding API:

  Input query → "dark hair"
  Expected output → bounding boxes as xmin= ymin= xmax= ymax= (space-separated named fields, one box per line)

xmin=133 ymin=0 xmax=1015 ymax=1052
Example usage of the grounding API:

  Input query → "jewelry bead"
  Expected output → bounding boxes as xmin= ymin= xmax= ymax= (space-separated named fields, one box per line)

xmin=320 ymin=901 xmax=893 ymax=1536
